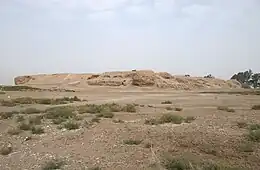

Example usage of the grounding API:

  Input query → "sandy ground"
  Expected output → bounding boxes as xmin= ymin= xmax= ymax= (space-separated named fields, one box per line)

xmin=0 ymin=88 xmax=260 ymax=170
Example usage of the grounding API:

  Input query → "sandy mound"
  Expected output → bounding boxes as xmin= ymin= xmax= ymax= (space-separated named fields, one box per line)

xmin=14 ymin=70 xmax=241 ymax=90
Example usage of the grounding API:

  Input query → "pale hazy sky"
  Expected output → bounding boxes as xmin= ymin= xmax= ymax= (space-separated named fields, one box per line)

xmin=1 ymin=0 xmax=259 ymax=84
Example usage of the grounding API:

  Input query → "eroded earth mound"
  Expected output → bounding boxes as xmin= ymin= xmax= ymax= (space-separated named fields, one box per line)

xmin=14 ymin=70 xmax=241 ymax=90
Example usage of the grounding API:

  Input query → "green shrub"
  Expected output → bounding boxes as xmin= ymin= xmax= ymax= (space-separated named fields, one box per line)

xmin=52 ymin=118 xmax=66 ymax=125
xmin=96 ymin=112 xmax=114 ymax=118
xmin=112 ymin=119 xmax=124 ymax=123
xmin=248 ymin=129 xmax=260 ymax=142
xmin=249 ymin=124 xmax=260 ymax=131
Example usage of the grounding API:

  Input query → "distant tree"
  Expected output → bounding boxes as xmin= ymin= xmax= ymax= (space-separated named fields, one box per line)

xmin=249 ymin=73 xmax=260 ymax=88
xmin=231 ymin=69 xmax=260 ymax=89
xmin=204 ymin=74 xmax=214 ymax=79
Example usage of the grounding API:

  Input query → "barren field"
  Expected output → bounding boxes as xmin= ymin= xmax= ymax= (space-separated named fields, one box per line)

xmin=0 ymin=87 xmax=260 ymax=170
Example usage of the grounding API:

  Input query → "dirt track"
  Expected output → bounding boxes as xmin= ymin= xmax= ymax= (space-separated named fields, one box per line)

xmin=0 ymin=88 xmax=260 ymax=170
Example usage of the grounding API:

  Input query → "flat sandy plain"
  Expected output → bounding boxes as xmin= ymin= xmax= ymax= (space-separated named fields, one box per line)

xmin=0 ymin=87 xmax=260 ymax=170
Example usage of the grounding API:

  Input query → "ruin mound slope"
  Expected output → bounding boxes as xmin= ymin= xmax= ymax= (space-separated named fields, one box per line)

xmin=14 ymin=70 xmax=241 ymax=90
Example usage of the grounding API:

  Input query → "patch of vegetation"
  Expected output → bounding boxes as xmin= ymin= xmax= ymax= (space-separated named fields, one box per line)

xmin=123 ymin=139 xmax=142 ymax=145
xmin=161 ymin=100 xmax=172 ymax=104
xmin=0 ymin=144 xmax=12 ymax=156
xmin=159 ymin=114 xmax=184 ymax=124
xmin=200 ymin=90 xmax=260 ymax=95
xmin=18 ymin=122 xmax=32 ymax=131
xmin=122 ymin=104 xmax=137 ymax=112
xmin=237 ymin=121 xmax=248 ymax=128
xmin=112 ymin=119 xmax=124 ymax=123
xmin=161 ymin=156 xmax=242 ymax=170
xmin=0 ymin=85 xmax=41 ymax=91
xmin=217 ymin=106 xmax=235 ymax=112
xmin=0 ymin=91 xmax=5 ymax=94
xmin=247 ymin=129 xmax=260 ymax=142
xmin=91 ymin=117 xmax=101 ymax=123
xmin=249 ymin=124 xmax=260 ymax=131
xmin=21 ymin=108 xmax=42 ymax=114
xmin=0 ymin=100 xmax=16 ymax=107
xmin=0 ymin=111 xmax=19 ymax=119
xmin=16 ymin=115 xmax=25 ymax=122
xmin=239 ymin=142 xmax=254 ymax=152
xmin=175 ymin=107 xmax=183 ymax=111
xmin=52 ymin=118 xmax=66 ymax=125
xmin=144 ymin=118 xmax=159 ymax=125
xmin=165 ymin=106 xmax=173 ymax=110
xmin=45 ymin=106 xmax=76 ymax=120
xmin=41 ymin=159 xmax=65 ymax=170
xmin=63 ymin=121 xmax=80 ymax=130
xmin=184 ymin=116 xmax=196 ymax=123
xmin=29 ymin=115 xmax=43 ymax=125
xmin=0 ymin=96 xmax=82 ymax=107
xmin=7 ymin=127 xmax=21 ymax=135
xmin=31 ymin=126 xmax=44 ymax=134
xmin=96 ymin=112 xmax=114 ymax=118
xmin=252 ymin=104 xmax=260 ymax=110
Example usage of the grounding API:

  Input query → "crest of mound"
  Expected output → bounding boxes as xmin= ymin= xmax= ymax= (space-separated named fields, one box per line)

xmin=14 ymin=70 xmax=241 ymax=90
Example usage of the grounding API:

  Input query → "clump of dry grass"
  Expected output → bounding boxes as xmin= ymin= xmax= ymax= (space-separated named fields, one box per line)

xmin=252 ymin=104 xmax=260 ymax=110
xmin=217 ymin=106 xmax=235 ymax=112
xmin=161 ymin=100 xmax=172 ymax=104
xmin=112 ymin=119 xmax=124 ymax=123
xmin=184 ymin=116 xmax=196 ymax=123
xmin=159 ymin=114 xmax=184 ymax=124
xmin=0 ymin=143 xmax=13 ymax=156
xmin=0 ymin=91 xmax=5 ymax=94
xmin=0 ymin=100 xmax=16 ymax=107
xmin=145 ymin=114 xmax=195 ymax=125
xmin=0 ymin=111 xmax=19 ymax=119
xmin=96 ymin=112 xmax=114 ymax=118
xmin=123 ymin=139 xmax=142 ymax=145
xmin=174 ymin=107 xmax=183 ymax=111
xmin=41 ymin=159 xmax=65 ymax=170
xmin=44 ymin=106 xmax=76 ymax=120
xmin=63 ymin=120 xmax=80 ymax=130
xmin=122 ymin=104 xmax=137 ymax=112
xmin=21 ymin=108 xmax=42 ymax=114
xmin=7 ymin=127 xmax=21 ymax=135
xmin=31 ymin=126 xmax=44 ymax=134
xmin=91 ymin=117 xmax=101 ymax=123
xmin=239 ymin=142 xmax=254 ymax=152
xmin=236 ymin=121 xmax=248 ymax=128
xmin=165 ymin=106 xmax=173 ymax=110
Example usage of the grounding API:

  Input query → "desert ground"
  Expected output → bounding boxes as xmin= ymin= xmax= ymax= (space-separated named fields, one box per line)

xmin=0 ymin=86 xmax=260 ymax=170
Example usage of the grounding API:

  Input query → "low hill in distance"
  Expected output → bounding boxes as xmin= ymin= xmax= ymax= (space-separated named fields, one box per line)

xmin=14 ymin=70 xmax=241 ymax=90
